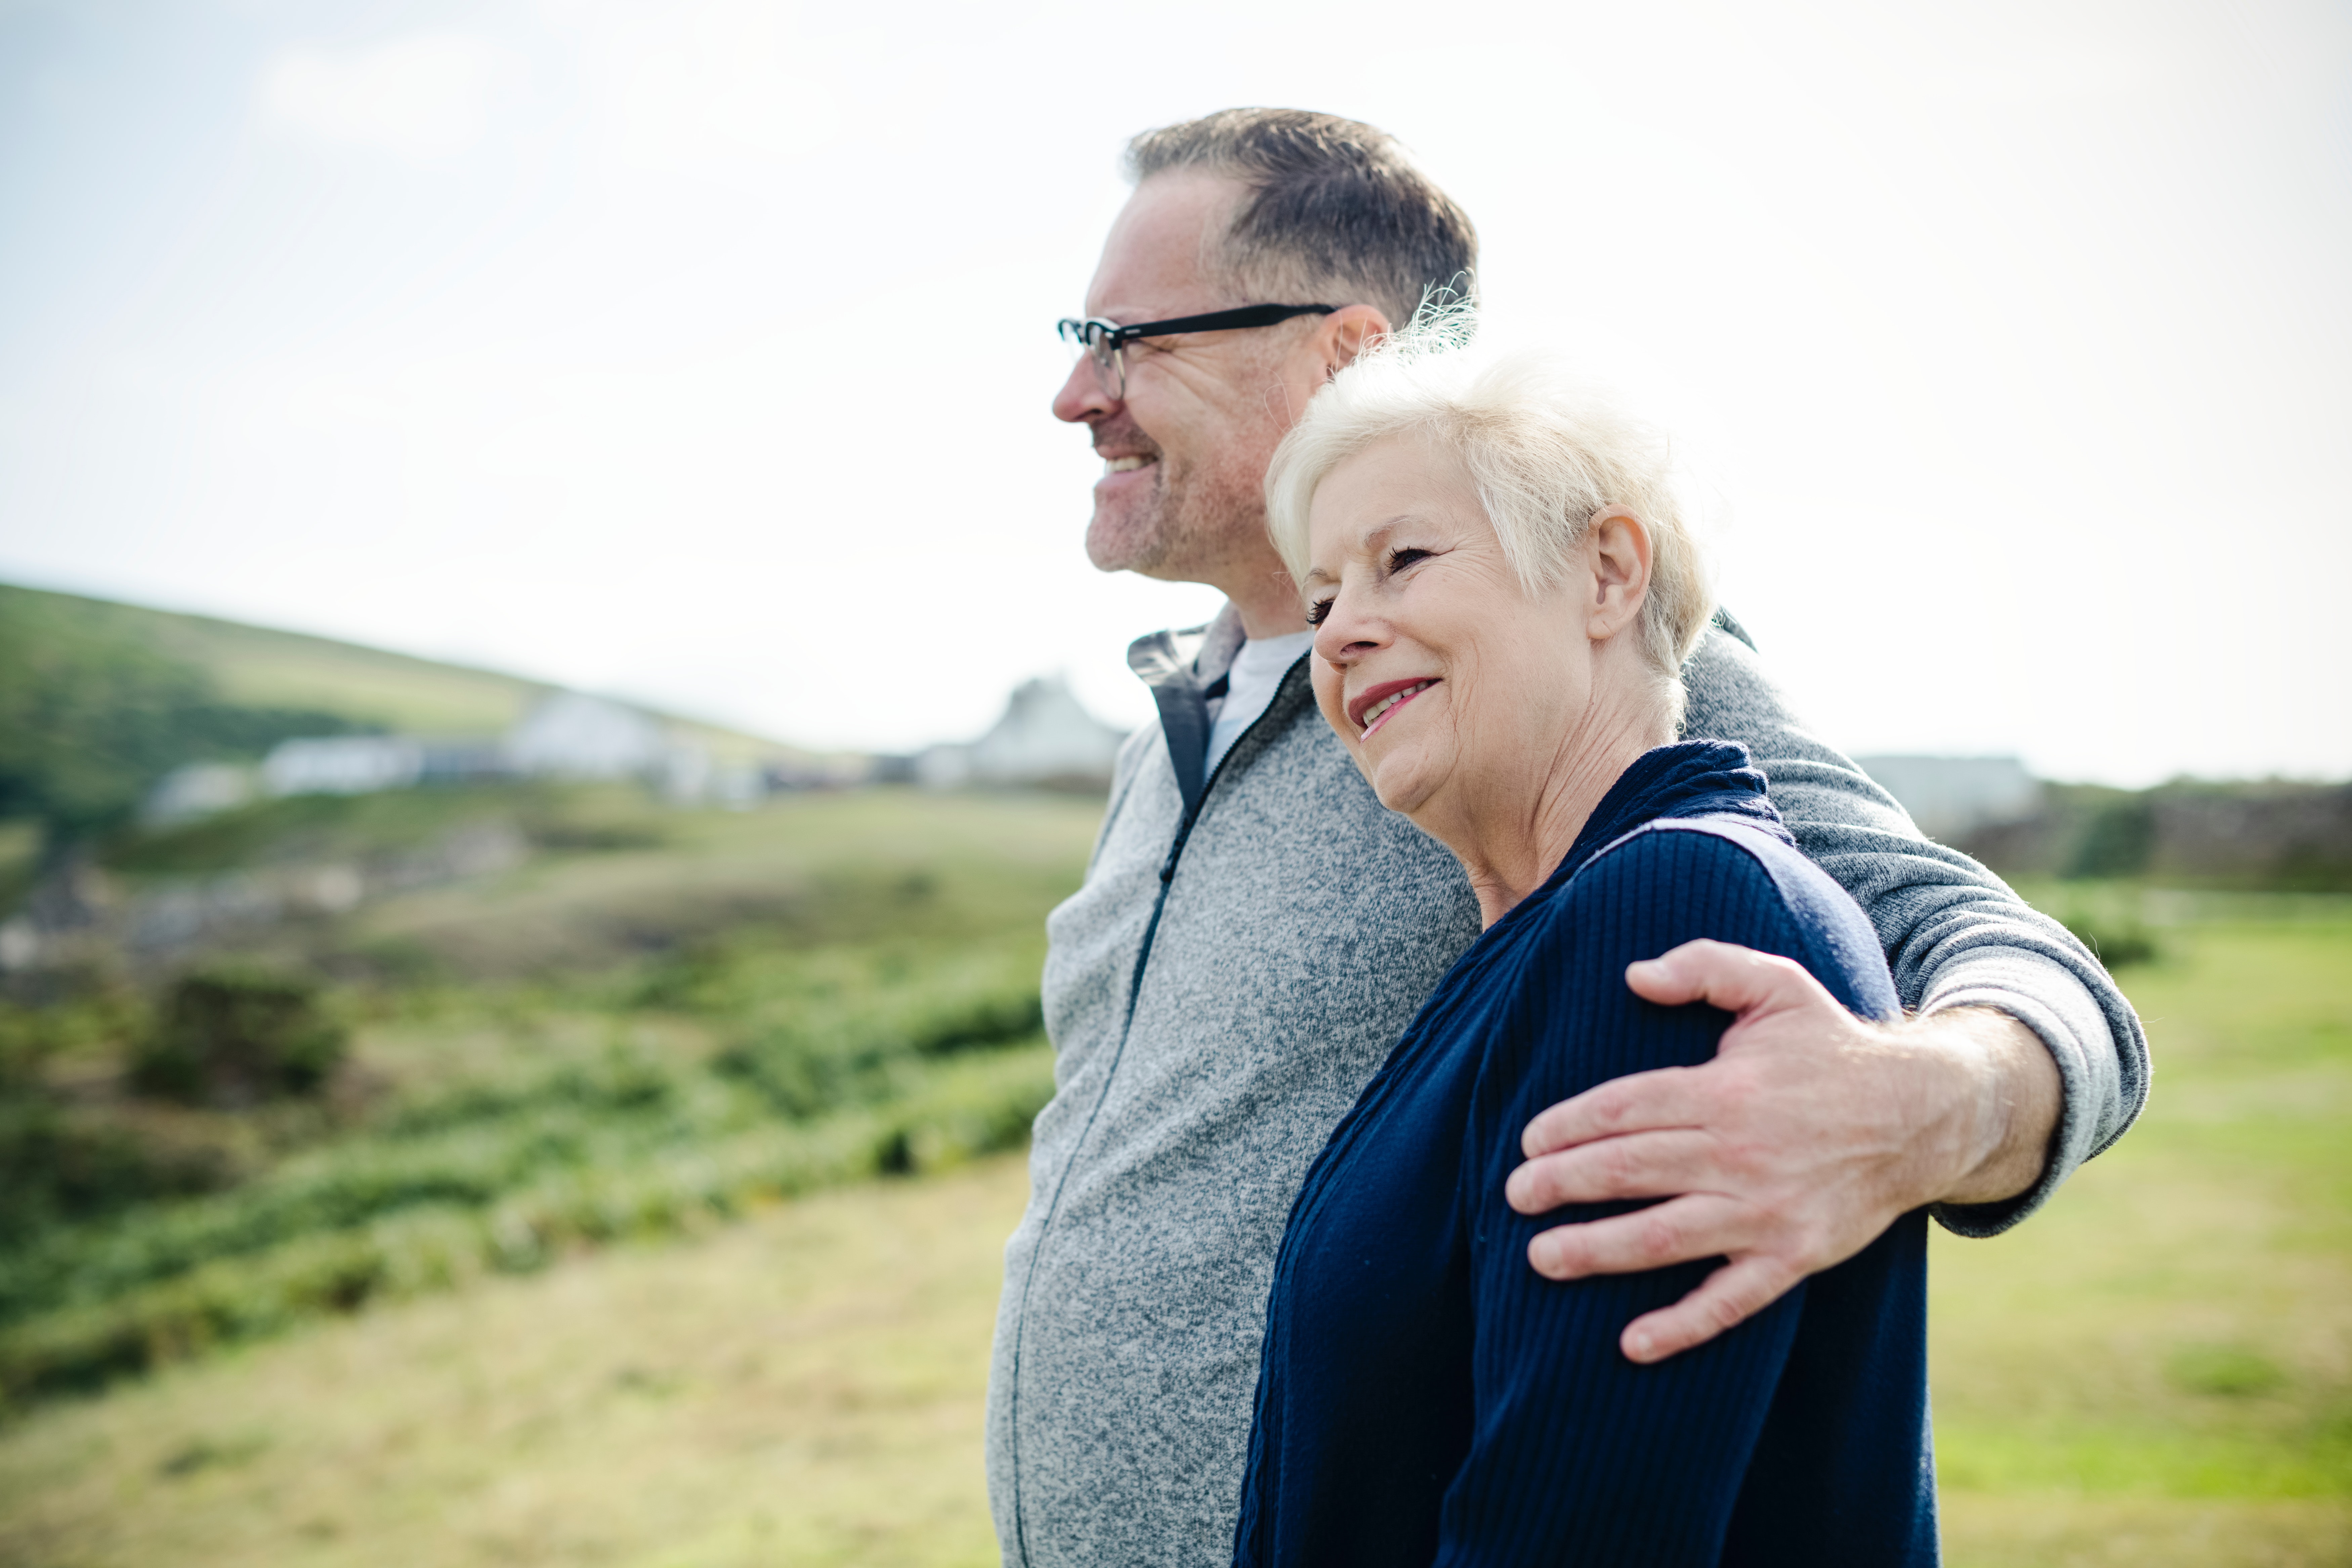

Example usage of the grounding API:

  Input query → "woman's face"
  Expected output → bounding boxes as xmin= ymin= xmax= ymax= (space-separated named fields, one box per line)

xmin=1302 ymin=434 xmax=1603 ymax=828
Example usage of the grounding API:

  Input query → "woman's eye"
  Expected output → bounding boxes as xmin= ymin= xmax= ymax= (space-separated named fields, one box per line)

xmin=1305 ymin=597 xmax=1335 ymax=627
xmin=1387 ymin=547 xmax=1431 ymax=574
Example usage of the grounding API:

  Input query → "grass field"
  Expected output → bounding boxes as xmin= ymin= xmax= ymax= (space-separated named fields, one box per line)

xmin=0 ymin=791 xmax=1106 ymax=1408
xmin=1931 ymin=905 xmax=2351 ymax=1565
xmin=0 ymin=872 xmax=2345 ymax=1563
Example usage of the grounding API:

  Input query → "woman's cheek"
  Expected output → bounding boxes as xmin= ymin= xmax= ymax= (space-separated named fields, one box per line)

xmin=1310 ymin=667 xmax=1350 ymax=744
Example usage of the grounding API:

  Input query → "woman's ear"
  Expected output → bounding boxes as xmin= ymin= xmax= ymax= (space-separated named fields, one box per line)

xmin=1583 ymin=507 xmax=1654 ymax=642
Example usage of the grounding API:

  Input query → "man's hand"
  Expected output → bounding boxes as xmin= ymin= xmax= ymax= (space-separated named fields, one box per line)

xmin=1503 ymin=939 xmax=2062 ymax=1364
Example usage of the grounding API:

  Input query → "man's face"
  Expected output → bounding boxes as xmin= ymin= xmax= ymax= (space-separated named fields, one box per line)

xmin=1053 ymin=173 xmax=1314 ymax=588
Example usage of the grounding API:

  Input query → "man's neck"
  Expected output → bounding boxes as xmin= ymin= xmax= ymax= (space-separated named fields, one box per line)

xmin=1223 ymin=564 xmax=1313 ymax=641
xmin=1147 ymin=531 xmax=1306 ymax=640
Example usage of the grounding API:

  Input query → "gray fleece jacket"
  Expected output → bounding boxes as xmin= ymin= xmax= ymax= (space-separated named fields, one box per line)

xmin=984 ymin=608 xmax=2148 ymax=1568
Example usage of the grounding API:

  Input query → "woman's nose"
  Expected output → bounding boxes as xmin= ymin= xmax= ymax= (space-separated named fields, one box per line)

xmin=1313 ymin=594 xmax=1384 ymax=666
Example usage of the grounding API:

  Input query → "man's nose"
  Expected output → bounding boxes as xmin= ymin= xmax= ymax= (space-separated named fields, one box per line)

xmin=1052 ymin=356 xmax=1116 ymax=424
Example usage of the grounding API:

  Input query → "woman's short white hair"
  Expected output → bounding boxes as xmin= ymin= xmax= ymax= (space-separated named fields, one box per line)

xmin=1265 ymin=315 xmax=1715 ymax=732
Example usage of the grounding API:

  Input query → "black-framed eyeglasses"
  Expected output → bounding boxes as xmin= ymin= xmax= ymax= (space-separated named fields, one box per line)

xmin=1056 ymin=303 xmax=1338 ymax=401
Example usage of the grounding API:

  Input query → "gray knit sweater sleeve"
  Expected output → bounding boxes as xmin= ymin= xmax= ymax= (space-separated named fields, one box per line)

xmin=1681 ymin=625 xmax=2150 ymax=1236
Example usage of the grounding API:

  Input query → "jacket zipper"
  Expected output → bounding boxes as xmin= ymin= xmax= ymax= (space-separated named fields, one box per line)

xmin=1006 ymin=656 xmax=1309 ymax=1567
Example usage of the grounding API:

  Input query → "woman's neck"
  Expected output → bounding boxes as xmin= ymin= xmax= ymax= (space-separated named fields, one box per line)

xmin=1431 ymin=690 xmax=1670 ymax=929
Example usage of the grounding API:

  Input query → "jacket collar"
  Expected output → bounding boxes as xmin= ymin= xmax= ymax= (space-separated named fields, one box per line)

xmin=1126 ymin=602 xmax=1248 ymax=693
xmin=1127 ymin=602 xmax=1307 ymax=821
xmin=1548 ymin=740 xmax=1789 ymax=893
xmin=1459 ymin=742 xmax=1787 ymax=945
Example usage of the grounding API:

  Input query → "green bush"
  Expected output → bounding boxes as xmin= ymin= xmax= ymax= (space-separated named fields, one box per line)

xmin=0 ymin=1101 xmax=233 ymax=1243
xmin=0 ymin=968 xmax=1042 ymax=1331
xmin=130 ymin=968 xmax=348 ymax=1106
xmin=0 ymin=999 xmax=235 ymax=1242
xmin=0 ymin=1045 xmax=1054 ymax=1405
xmin=702 ymin=941 xmax=1046 ymax=1117
xmin=0 ymin=925 xmax=1063 ymax=1409
xmin=2065 ymin=797 xmax=2157 ymax=879
xmin=0 ymin=1087 xmax=713 ymax=1328
xmin=2168 ymin=1342 xmax=2288 ymax=1398
xmin=2059 ymin=912 xmax=2162 ymax=969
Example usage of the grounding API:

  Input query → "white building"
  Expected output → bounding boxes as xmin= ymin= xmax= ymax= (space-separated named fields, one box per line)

xmin=143 ymin=763 xmax=258 ymax=825
xmin=263 ymin=736 xmax=424 ymax=797
xmin=148 ymin=690 xmax=780 ymax=823
xmin=914 ymin=743 xmax=977 ymax=791
xmin=1855 ymin=755 xmax=2043 ymax=842
xmin=920 ymin=677 xmax=1128 ymax=790
xmin=505 ymin=691 xmax=670 ymax=779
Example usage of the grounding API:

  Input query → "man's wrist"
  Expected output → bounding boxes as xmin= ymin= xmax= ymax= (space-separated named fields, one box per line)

xmin=1904 ymin=1007 xmax=2063 ymax=1207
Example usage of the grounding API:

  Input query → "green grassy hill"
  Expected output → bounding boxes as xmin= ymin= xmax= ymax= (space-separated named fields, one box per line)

xmin=28 ymin=585 xmax=553 ymax=739
xmin=0 ymin=583 xmax=814 ymax=852
xmin=122 ymin=593 xmax=797 ymax=765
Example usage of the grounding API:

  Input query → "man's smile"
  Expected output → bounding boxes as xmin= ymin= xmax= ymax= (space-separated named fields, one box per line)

xmin=1095 ymin=448 xmax=1162 ymax=495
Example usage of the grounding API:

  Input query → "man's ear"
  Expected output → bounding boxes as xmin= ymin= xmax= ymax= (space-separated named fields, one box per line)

xmin=1584 ymin=507 xmax=1654 ymax=641
xmin=1320 ymin=305 xmax=1391 ymax=378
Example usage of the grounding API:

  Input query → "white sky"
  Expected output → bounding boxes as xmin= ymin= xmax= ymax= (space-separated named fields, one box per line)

xmin=0 ymin=0 xmax=2345 ymax=784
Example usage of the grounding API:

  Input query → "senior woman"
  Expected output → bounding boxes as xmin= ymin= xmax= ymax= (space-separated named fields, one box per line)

xmin=1229 ymin=339 xmax=1937 ymax=1568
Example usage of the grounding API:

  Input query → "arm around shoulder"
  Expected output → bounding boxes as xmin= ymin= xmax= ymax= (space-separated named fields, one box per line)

xmin=1679 ymin=624 xmax=2150 ymax=1229
xmin=1444 ymin=833 xmax=1843 ymax=1558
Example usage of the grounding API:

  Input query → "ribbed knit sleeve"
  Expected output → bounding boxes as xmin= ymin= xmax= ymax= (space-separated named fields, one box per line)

xmin=1436 ymin=828 xmax=1932 ymax=1566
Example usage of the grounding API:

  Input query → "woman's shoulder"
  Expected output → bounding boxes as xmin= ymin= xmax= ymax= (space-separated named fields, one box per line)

xmin=1532 ymin=814 xmax=1898 ymax=1020
xmin=1553 ymin=811 xmax=1795 ymax=902
xmin=1526 ymin=816 xmax=1785 ymax=944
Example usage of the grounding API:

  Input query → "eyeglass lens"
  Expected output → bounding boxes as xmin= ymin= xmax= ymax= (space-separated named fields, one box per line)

xmin=1061 ymin=322 xmax=1125 ymax=402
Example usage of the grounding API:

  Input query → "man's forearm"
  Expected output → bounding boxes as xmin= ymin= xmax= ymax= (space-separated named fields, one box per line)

xmin=1907 ymin=1007 xmax=2064 ymax=1206
xmin=1678 ymin=625 xmax=2149 ymax=1227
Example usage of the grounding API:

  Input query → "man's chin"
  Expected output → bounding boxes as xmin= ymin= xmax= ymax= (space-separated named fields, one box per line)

xmin=1084 ymin=508 xmax=1172 ymax=576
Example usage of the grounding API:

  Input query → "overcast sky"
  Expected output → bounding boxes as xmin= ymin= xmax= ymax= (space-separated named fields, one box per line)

xmin=1 ymin=0 xmax=2345 ymax=784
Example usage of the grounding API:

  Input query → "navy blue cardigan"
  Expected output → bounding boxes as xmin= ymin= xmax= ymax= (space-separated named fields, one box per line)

xmin=1232 ymin=743 xmax=1937 ymax=1567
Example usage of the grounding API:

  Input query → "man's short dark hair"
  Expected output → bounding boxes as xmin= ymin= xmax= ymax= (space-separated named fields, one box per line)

xmin=1124 ymin=108 xmax=1478 ymax=330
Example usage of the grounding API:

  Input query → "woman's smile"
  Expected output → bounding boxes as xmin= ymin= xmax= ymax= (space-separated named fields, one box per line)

xmin=1351 ymin=677 xmax=1441 ymax=739
xmin=1295 ymin=424 xmax=1680 ymax=917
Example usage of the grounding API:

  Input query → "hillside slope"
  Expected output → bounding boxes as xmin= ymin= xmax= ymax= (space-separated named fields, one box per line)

xmin=9 ymin=585 xmax=549 ymax=738
xmin=0 ymin=584 xmax=810 ymax=842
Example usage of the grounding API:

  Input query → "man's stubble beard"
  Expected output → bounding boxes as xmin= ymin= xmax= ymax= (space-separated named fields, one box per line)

xmin=1084 ymin=426 xmax=1275 ymax=587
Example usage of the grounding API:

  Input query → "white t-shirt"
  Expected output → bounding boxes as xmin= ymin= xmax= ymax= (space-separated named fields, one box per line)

xmin=1203 ymin=630 xmax=1317 ymax=778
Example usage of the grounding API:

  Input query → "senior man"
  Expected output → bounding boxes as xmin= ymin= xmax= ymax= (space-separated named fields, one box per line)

xmin=986 ymin=108 xmax=2147 ymax=1568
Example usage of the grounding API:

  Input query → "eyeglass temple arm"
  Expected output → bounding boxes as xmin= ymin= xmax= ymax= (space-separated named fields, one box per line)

xmin=1105 ymin=303 xmax=1337 ymax=346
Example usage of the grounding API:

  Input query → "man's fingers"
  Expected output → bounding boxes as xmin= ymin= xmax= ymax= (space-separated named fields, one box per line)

xmin=1523 ymin=942 xmax=1841 ymax=1161
xmin=1525 ymin=1194 xmax=1745 ymax=1280
xmin=1623 ymin=938 xmax=1813 ymax=1016
xmin=1618 ymin=1255 xmax=1803 ymax=1364
xmin=1519 ymin=1067 xmax=1709 ymax=1158
xmin=1505 ymin=1129 xmax=1719 ymax=1214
